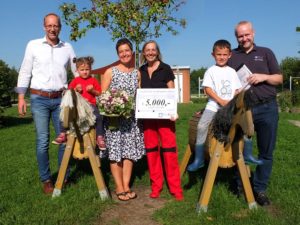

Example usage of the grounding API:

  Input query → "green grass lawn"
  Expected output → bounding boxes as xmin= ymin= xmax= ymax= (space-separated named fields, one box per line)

xmin=0 ymin=104 xmax=299 ymax=225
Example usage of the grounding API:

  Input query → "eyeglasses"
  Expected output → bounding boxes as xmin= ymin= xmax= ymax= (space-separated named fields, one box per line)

xmin=45 ymin=25 xmax=60 ymax=30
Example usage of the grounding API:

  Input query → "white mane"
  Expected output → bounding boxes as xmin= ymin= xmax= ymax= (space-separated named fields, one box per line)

xmin=59 ymin=90 xmax=96 ymax=136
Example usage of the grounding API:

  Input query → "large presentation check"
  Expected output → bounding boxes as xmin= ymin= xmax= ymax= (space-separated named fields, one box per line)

xmin=135 ymin=88 xmax=177 ymax=119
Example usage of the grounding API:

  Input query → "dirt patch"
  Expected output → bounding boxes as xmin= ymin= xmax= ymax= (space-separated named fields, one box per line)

xmin=232 ymin=208 xmax=251 ymax=219
xmin=265 ymin=204 xmax=282 ymax=218
xmin=290 ymin=108 xmax=300 ymax=113
xmin=95 ymin=185 xmax=169 ymax=225
xmin=288 ymin=120 xmax=300 ymax=127
xmin=232 ymin=204 xmax=282 ymax=220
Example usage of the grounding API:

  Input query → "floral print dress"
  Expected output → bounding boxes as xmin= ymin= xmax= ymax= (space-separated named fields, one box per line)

xmin=99 ymin=67 xmax=145 ymax=162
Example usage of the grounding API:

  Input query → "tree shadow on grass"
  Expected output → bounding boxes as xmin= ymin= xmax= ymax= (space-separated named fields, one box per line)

xmin=1 ymin=115 xmax=33 ymax=128
xmin=183 ymin=163 xmax=250 ymax=201
xmin=131 ymin=156 xmax=148 ymax=186
xmin=52 ymin=156 xmax=113 ymax=194
xmin=51 ymin=154 xmax=148 ymax=196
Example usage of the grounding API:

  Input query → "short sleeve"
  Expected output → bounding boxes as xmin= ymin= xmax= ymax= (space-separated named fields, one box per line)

xmin=202 ymin=68 xmax=214 ymax=89
xmin=68 ymin=78 xmax=77 ymax=89
xmin=93 ymin=78 xmax=101 ymax=92
xmin=266 ymin=49 xmax=281 ymax=74
xmin=165 ymin=64 xmax=175 ymax=82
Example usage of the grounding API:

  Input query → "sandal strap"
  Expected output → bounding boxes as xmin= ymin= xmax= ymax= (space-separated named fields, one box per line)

xmin=116 ymin=192 xmax=127 ymax=196
xmin=116 ymin=192 xmax=130 ymax=201
xmin=125 ymin=190 xmax=137 ymax=199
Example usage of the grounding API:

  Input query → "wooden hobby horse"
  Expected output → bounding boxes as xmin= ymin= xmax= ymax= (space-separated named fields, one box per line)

xmin=52 ymin=89 xmax=109 ymax=200
xmin=180 ymin=90 xmax=257 ymax=213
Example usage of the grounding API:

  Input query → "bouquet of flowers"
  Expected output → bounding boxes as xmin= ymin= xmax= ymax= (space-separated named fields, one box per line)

xmin=98 ymin=88 xmax=134 ymax=129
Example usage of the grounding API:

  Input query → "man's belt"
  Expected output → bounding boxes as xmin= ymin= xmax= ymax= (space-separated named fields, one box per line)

xmin=30 ymin=89 xmax=63 ymax=98
xmin=253 ymin=97 xmax=276 ymax=106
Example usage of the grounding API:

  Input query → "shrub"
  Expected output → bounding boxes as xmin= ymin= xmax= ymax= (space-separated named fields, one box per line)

xmin=277 ymin=90 xmax=292 ymax=112
xmin=292 ymin=89 xmax=300 ymax=106
xmin=190 ymin=96 xmax=207 ymax=104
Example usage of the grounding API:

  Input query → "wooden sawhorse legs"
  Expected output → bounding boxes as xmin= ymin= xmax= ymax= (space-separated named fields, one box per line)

xmin=179 ymin=141 xmax=257 ymax=213
xmin=196 ymin=141 xmax=257 ymax=213
xmin=52 ymin=133 xmax=109 ymax=200
xmin=180 ymin=144 xmax=192 ymax=178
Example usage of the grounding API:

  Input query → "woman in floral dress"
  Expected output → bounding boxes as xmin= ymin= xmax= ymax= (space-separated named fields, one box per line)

xmin=100 ymin=38 xmax=145 ymax=201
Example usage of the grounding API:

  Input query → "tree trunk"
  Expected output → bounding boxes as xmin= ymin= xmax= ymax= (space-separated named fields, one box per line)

xmin=135 ymin=43 xmax=140 ymax=69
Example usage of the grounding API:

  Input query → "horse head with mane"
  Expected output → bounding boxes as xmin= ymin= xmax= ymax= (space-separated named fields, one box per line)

xmin=189 ymin=90 xmax=259 ymax=213
xmin=59 ymin=89 xmax=96 ymax=158
xmin=206 ymin=90 xmax=255 ymax=168
xmin=60 ymin=89 xmax=96 ymax=136
xmin=52 ymin=89 xmax=109 ymax=199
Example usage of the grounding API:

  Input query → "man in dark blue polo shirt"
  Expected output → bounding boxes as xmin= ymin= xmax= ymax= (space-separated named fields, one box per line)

xmin=228 ymin=21 xmax=283 ymax=206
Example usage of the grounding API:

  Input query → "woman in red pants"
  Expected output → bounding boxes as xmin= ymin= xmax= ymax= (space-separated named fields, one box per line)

xmin=139 ymin=40 xmax=183 ymax=201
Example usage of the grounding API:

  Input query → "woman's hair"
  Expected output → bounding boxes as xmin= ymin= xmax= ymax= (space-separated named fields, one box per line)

xmin=140 ymin=40 xmax=162 ymax=65
xmin=115 ymin=38 xmax=133 ymax=53
xmin=72 ymin=56 xmax=94 ymax=68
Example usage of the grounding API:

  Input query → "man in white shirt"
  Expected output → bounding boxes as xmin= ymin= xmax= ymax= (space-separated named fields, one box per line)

xmin=16 ymin=13 xmax=76 ymax=194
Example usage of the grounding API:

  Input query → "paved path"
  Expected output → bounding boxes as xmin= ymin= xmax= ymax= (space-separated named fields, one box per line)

xmin=288 ymin=120 xmax=300 ymax=127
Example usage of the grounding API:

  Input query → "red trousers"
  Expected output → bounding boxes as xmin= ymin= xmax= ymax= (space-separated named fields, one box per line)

xmin=143 ymin=119 xmax=183 ymax=197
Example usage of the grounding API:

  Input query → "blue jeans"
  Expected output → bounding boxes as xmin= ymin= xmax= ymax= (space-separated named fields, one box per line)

xmin=30 ymin=94 xmax=65 ymax=182
xmin=91 ymin=105 xmax=105 ymax=136
xmin=252 ymin=99 xmax=279 ymax=192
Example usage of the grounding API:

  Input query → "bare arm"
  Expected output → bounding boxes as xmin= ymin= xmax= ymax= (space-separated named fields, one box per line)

xmin=137 ymin=70 xmax=141 ymax=88
xmin=205 ymin=87 xmax=229 ymax=107
xmin=18 ymin=94 xmax=27 ymax=116
xmin=247 ymin=73 xmax=283 ymax=86
xmin=92 ymin=89 xmax=101 ymax=96
xmin=86 ymin=85 xmax=101 ymax=96
xmin=234 ymin=89 xmax=240 ymax=96
xmin=167 ymin=80 xmax=178 ymax=121
xmin=101 ymin=68 xmax=112 ymax=92
xmin=167 ymin=80 xmax=175 ymax=88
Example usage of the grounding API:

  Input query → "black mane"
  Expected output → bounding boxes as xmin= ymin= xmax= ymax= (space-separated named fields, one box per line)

xmin=210 ymin=90 xmax=252 ymax=143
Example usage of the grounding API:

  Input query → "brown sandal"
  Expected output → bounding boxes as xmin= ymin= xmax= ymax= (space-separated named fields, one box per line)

xmin=116 ymin=192 xmax=130 ymax=201
xmin=125 ymin=190 xmax=137 ymax=199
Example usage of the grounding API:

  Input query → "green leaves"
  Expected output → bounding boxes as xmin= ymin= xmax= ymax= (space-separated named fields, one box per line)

xmin=0 ymin=60 xmax=17 ymax=107
xmin=280 ymin=57 xmax=300 ymax=89
xmin=0 ymin=60 xmax=18 ymax=123
xmin=59 ymin=0 xmax=186 ymax=53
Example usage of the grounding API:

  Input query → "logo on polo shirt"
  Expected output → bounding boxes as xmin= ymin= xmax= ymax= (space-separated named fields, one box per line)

xmin=254 ymin=56 xmax=264 ymax=61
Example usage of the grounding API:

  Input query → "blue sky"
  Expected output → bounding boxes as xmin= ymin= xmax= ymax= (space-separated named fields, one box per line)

xmin=1 ymin=0 xmax=299 ymax=71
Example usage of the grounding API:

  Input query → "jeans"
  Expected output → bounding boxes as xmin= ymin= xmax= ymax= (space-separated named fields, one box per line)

xmin=30 ymin=94 xmax=65 ymax=182
xmin=91 ymin=105 xmax=105 ymax=136
xmin=252 ymin=99 xmax=279 ymax=192
xmin=234 ymin=99 xmax=278 ymax=193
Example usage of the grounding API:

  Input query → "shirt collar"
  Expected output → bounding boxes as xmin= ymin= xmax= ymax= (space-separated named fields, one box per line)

xmin=236 ymin=43 xmax=257 ymax=54
xmin=42 ymin=36 xmax=64 ymax=47
xmin=142 ymin=60 xmax=166 ymax=71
